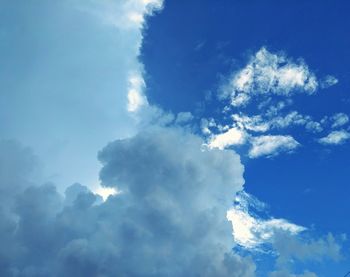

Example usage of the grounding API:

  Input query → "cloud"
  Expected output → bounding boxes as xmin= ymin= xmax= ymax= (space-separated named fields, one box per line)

xmin=0 ymin=0 xmax=165 ymax=190
xmin=208 ymin=127 xmax=247 ymax=149
xmin=229 ymin=111 xmax=323 ymax=134
xmin=0 ymin=129 xmax=258 ymax=276
xmin=201 ymin=118 xmax=217 ymax=135
xmin=318 ymin=130 xmax=350 ymax=145
xmin=331 ymin=113 xmax=349 ymax=128
xmin=248 ymin=135 xmax=300 ymax=158
xmin=203 ymin=47 xmax=346 ymax=158
xmin=175 ymin=111 xmax=194 ymax=124
xmin=227 ymin=192 xmax=305 ymax=250
xmin=127 ymin=73 xmax=148 ymax=112
xmin=268 ymin=232 xmax=343 ymax=277
xmin=226 ymin=191 xmax=343 ymax=276
xmin=268 ymin=111 xmax=321 ymax=132
xmin=231 ymin=114 xmax=270 ymax=132
xmin=220 ymin=48 xmax=327 ymax=107
xmin=269 ymin=270 xmax=317 ymax=277
xmin=320 ymin=75 xmax=339 ymax=89
xmin=80 ymin=0 xmax=163 ymax=30
xmin=0 ymin=140 xmax=40 ymax=209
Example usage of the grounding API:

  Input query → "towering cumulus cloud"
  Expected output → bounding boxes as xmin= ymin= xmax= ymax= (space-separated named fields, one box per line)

xmin=0 ymin=127 xmax=256 ymax=276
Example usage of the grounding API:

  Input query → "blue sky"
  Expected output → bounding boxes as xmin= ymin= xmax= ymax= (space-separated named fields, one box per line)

xmin=142 ymin=1 xmax=350 ymax=275
xmin=1 ymin=0 xmax=350 ymax=276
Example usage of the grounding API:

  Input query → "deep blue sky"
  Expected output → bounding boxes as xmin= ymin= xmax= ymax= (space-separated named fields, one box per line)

xmin=142 ymin=0 xmax=350 ymax=227
xmin=143 ymin=0 xmax=349 ymax=114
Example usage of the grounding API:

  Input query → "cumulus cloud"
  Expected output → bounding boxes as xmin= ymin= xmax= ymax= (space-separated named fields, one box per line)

xmin=0 ymin=129 xmax=258 ymax=276
xmin=220 ymin=48 xmax=326 ymax=107
xmin=0 ymin=112 xmax=344 ymax=276
xmin=248 ymin=135 xmax=300 ymax=158
xmin=0 ymin=140 xmax=40 ymax=209
xmin=318 ymin=130 xmax=350 ymax=145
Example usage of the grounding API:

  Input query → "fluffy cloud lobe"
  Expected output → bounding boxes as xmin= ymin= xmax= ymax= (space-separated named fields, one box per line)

xmin=0 ymin=129 xmax=257 ymax=277
xmin=221 ymin=47 xmax=319 ymax=107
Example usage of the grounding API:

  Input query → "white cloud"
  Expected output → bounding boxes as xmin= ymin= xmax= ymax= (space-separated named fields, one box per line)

xmin=222 ymin=47 xmax=323 ymax=107
xmin=227 ymin=208 xmax=305 ymax=250
xmin=268 ymin=111 xmax=322 ymax=132
xmin=80 ymin=0 xmax=163 ymax=115
xmin=205 ymin=47 xmax=344 ymax=158
xmin=232 ymin=114 xmax=270 ymax=132
xmin=249 ymin=135 xmax=299 ymax=158
xmin=127 ymin=73 xmax=148 ymax=112
xmin=230 ymin=111 xmax=323 ymax=135
xmin=227 ymin=191 xmax=343 ymax=276
xmin=227 ymin=192 xmax=305 ymax=250
xmin=269 ymin=111 xmax=307 ymax=129
xmin=331 ymin=113 xmax=349 ymax=128
xmin=200 ymin=118 xmax=217 ymax=135
xmin=318 ymin=130 xmax=350 ymax=145
xmin=305 ymin=121 xmax=323 ymax=133
xmin=208 ymin=127 xmax=246 ymax=150
xmin=320 ymin=75 xmax=338 ymax=88
xmin=94 ymin=186 xmax=118 ymax=201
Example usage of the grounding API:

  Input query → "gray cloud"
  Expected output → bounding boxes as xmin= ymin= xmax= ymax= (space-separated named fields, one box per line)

xmin=0 ymin=128 xmax=256 ymax=276
xmin=272 ymin=232 xmax=342 ymax=266
xmin=266 ymin=231 xmax=343 ymax=276
xmin=269 ymin=270 xmax=317 ymax=277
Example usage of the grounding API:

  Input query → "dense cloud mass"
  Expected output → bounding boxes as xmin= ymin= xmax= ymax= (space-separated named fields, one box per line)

xmin=0 ymin=127 xmax=257 ymax=277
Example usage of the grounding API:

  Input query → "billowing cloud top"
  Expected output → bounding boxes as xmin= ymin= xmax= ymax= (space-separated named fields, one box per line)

xmin=0 ymin=128 xmax=259 ymax=276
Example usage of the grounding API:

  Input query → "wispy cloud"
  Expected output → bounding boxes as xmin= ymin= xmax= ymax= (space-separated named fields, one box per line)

xmin=331 ymin=113 xmax=349 ymax=128
xmin=220 ymin=47 xmax=327 ymax=107
xmin=203 ymin=47 xmax=348 ymax=158
xmin=227 ymin=191 xmax=343 ymax=276
xmin=248 ymin=135 xmax=300 ymax=158
xmin=227 ymin=192 xmax=305 ymax=249
xmin=318 ymin=130 xmax=350 ymax=145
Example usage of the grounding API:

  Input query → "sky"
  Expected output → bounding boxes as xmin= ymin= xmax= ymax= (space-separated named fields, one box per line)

xmin=0 ymin=0 xmax=349 ymax=276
